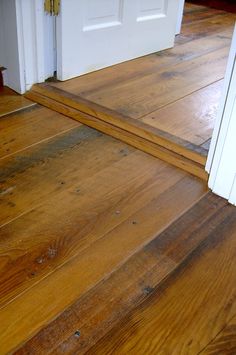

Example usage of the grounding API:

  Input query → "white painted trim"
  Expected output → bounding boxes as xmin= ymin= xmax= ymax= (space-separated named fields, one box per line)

xmin=208 ymin=25 xmax=236 ymax=204
xmin=176 ymin=0 xmax=185 ymax=35
xmin=206 ymin=24 xmax=236 ymax=173
xmin=17 ymin=0 xmax=55 ymax=92
xmin=229 ymin=174 xmax=236 ymax=205
xmin=0 ymin=0 xmax=55 ymax=93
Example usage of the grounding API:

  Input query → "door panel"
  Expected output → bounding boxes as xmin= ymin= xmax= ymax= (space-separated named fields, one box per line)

xmin=57 ymin=0 xmax=180 ymax=80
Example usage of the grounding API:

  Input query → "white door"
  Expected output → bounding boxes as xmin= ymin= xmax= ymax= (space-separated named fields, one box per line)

xmin=56 ymin=0 xmax=181 ymax=80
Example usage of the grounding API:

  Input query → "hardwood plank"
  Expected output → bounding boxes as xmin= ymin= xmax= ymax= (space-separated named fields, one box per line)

xmin=82 ymin=47 xmax=229 ymax=118
xmin=49 ymin=30 xmax=232 ymax=100
xmin=0 ymin=148 xmax=177 ymax=307
xmin=141 ymin=80 xmax=223 ymax=145
xmin=184 ymin=3 xmax=212 ymax=13
xmin=33 ymin=6 xmax=234 ymax=171
xmin=88 ymin=202 xmax=236 ymax=354
xmin=187 ymin=0 xmax=236 ymax=14
xmin=0 ymin=105 xmax=79 ymax=159
xmin=183 ymin=6 xmax=226 ymax=24
xmin=0 ymin=87 xmax=35 ymax=118
xmin=181 ymin=12 xmax=236 ymax=37
xmin=201 ymin=315 xmax=236 ymax=354
xmin=26 ymin=90 xmax=208 ymax=180
xmin=29 ymin=85 xmax=208 ymax=164
xmin=0 ymin=165 xmax=206 ymax=353
xmin=0 ymin=126 xmax=135 ymax=226
xmin=15 ymin=192 xmax=225 ymax=355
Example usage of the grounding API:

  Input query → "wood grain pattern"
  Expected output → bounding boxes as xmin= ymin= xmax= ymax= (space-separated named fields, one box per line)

xmin=0 ymin=126 xmax=132 ymax=227
xmin=51 ymin=29 xmax=232 ymax=99
xmin=0 ymin=155 xmax=206 ymax=353
xmin=15 ymin=192 xmax=225 ymax=355
xmin=0 ymin=87 xmax=35 ymax=117
xmin=141 ymin=80 xmax=223 ymax=145
xmin=28 ymin=85 xmax=208 ymax=165
xmin=201 ymin=316 xmax=236 ymax=354
xmin=0 ymin=105 xmax=79 ymax=159
xmin=26 ymin=5 xmax=235 ymax=178
xmin=82 ymin=46 xmax=229 ymax=118
xmin=26 ymin=90 xmax=208 ymax=180
xmin=88 ymin=201 xmax=236 ymax=355
xmin=0 ymin=5 xmax=235 ymax=355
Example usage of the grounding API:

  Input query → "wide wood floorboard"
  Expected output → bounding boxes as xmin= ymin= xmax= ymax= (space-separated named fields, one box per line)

xmin=1 ymin=73 xmax=236 ymax=355
xmin=201 ymin=315 xmax=236 ymax=354
xmin=86 ymin=200 xmax=236 ymax=355
xmin=1 ymin=5 xmax=236 ymax=355
xmin=0 ymin=105 xmax=79 ymax=160
xmin=27 ymin=3 xmax=236 ymax=177
xmin=0 ymin=93 xmax=207 ymax=353
xmin=0 ymin=87 xmax=35 ymax=118
xmin=141 ymin=80 xmax=223 ymax=145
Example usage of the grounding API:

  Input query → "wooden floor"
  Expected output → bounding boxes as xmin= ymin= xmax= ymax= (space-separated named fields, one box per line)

xmin=0 ymin=87 xmax=35 ymax=118
xmin=2 ymin=5 xmax=236 ymax=354
xmin=1 ymin=88 xmax=236 ymax=354
xmin=27 ymin=3 xmax=236 ymax=180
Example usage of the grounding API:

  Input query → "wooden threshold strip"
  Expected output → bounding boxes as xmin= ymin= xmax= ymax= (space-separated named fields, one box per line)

xmin=27 ymin=84 xmax=208 ymax=166
xmin=26 ymin=89 xmax=208 ymax=181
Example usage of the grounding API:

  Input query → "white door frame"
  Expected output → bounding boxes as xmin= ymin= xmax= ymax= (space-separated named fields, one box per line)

xmin=0 ymin=0 xmax=55 ymax=93
xmin=207 ymin=25 xmax=236 ymax=205
xmin=176 ymin=0 xmax=185 ymax=34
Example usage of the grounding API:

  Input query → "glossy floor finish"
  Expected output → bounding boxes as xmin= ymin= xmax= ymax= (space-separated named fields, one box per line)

xmin=1 ymin=89 xmax=236 ymax=354
xmin=0 ymin=87 xmax=35 ymax=118
xmin=27 ymin=3 xmax=236 ymax=181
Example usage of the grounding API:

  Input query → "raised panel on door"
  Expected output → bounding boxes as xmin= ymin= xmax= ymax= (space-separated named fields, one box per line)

xmin=57 ymin=0 xmax=180 ymax=80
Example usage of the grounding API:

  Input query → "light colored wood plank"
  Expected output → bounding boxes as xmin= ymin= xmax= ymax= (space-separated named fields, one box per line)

xmin=141 ymin=80 xmax=223 ymax=145
xmin=0 ymin=126 xmax=134 ymax=227
xmin=50 ymin=29 xmax=232 ymax=100
xmin=0 ymin=162 xmax=206 ymax=353
xmin=0 ymin=148 xmax=179 ymax=307
xmin=29 ymin=85 xmax=208 ymax=164
xmin=0 ymin=105 xmax=79 ymax=159
xmin=83 ymin=47 xmax=229 ymax=118
xmin=0 ymin=87 xmax=34 ymax=118
xmin=26 ymin=90 xmax=208 ymax=180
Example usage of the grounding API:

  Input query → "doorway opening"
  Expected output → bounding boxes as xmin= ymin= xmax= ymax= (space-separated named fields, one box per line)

xmin=27 ymin=1 xmax=236 ymax=182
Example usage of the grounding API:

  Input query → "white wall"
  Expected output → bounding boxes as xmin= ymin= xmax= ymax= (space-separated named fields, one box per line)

xmin=0 ymin=0 xmax=25 ymax=93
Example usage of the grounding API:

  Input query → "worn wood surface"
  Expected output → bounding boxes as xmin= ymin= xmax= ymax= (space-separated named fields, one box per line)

xmin=0 ymin=85 xmax=208 ymax=354
xmin=0 ymin=87 xmax=35 ymax=118
xmin=0 ymin=105 xmax=78 ymax=159
xmin=87 ymin=199 xmax=236 ymax=355
xmin=26 ymin=90 xmax=208 ymax=180
xmin=27 ymin=85 xmax=208 ymax=164
xmin=15 ymin=192 xmax=229 ymax=355
xmin=141 ymin=80 xmax=223 ymax=145
xmin=28 ymin=3 xmax=235 ymax=174
xmin=201 ymin=315 xmax=236 ymax=354
xmin=1 ymin=4 xmax=236 ymax=354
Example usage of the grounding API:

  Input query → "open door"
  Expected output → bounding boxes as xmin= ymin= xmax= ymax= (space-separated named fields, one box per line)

xmin=56 ymin=0 xmax=181 ymax=81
